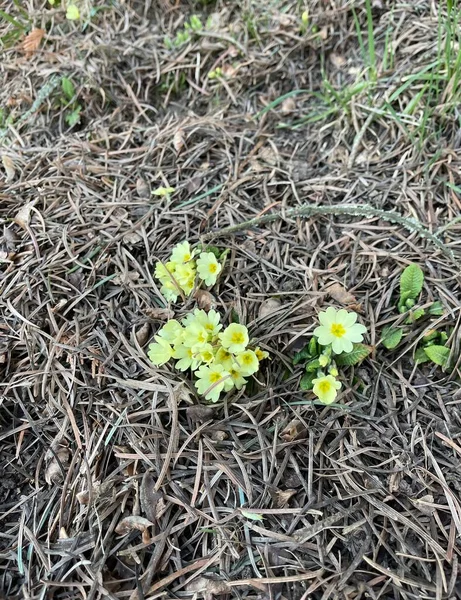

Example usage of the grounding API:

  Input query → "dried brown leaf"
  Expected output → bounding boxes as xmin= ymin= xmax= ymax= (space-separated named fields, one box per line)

xmin=173 ymin=129 xmax=185 ymax=153
xmin=329 ymin=53 xmax=346 ymax=68
xmin=194 ymin=289 xmax=217 ymax=310
xmin=145 ymin=306 xmax=174 ymax=320
xmin=185 ymin=576 xmax=230 ymax=598
xmin=325 ymin=282 xmax=356 ymax=305
xmin=280 ymin=97 xmax=296 ymax=114
xmin=280 ymin=419 xmax=307 ymax=442
xmin=2 ymin=156 xmax=15 ymax=182
xmin=135 ymin=322 xmax=150 ymax=346
xmin=21 ymin=28 xmax=45 ymax=57
xmin=45 ymin=443 xmax=70 ymax=485
xmin=14 ymin=202 xmax=33 ymax=229
xmin=115 ymin=515 xmax=154 ymax=544
xmin=259 ymin=298 xmax=281 ymax=319
xmin=270 ymin=488 xmax=297 ymax=508
xmin=187 ymin=404 xmax=215 ymax=422
xmin=140 ymin=472 xmax=163 ymax=522
xmin=136 ymin=177 xmax=150 ymax=198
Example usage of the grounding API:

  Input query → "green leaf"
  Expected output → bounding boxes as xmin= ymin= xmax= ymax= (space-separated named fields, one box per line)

xmin=381 ymin=326 xmax=403 ymax=350
xmin=400 ymin=263 xmax=424 ymax=301
xmin=308 ymin=337 xmax=318 ymax=356
xmin=335 ymin=344 xmax=372 ymax=366
xmin=415 ymin=347 xmax=430 ymax=364
xmin=61 ymin=77 xmax=75 ymax=100
xmin=428 ymin=301 xmax=444 ymax=316
xmin=293 ymin=347 xmax=310 ymax=365
xmin=305 ymin=358 xmax=321 ymax=372
xmin=65 ymin=105 xmax=81 ymax=127
xmin=424 ymin=345 xmax=450 ymax=367
xmin=398 ymin=290 xmax=413 ymax=312
xmin=299 ymin=372 xmax=315 ymax=390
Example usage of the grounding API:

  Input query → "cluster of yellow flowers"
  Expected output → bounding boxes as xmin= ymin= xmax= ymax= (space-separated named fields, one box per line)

xmin=154 ymin=241 xmax=222 ymax=303
xmin=148 ymin=309 xmax=269 ymax=402
xmin=311 ymin=308 xmax=367 ymax=405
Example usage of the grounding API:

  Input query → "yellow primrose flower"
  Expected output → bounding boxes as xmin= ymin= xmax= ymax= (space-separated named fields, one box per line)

xmin=174 ymin=262 xmax=196 ymax=295
xmin=183 ymin=322 xmax=209 ymax=350
xmin=312 ymin=374 xmax=341 ymax=405
xmin=171 ymin=241 xmax=195 ymax=264
xmin=214 ymin=347 xmax=234 ymax=370
xmin=314 ymin=307 xmax=367 ymax=354
xmin=223 ymin=364 xmax=247 ymax=391
xmin=190 ymin=309 xmax=222 ymax=338
xmin=155 ymin=261 xmax=173 ymax=281
xmin=173 ymin=344 xmax=200 ymax=371
xmin=148 ymin=336 xmax=174 ymax=366
xmin=235 ymin=349 xmax=259 ymax=376
xmin=254 ymin=347 xmax=269 ymax=361
xmin=66 ymin=4 xmax=80 ymax=19
xmin=196 ymin=252 xmax=222 ymax=286
xmin=198 ymin=343 xmax=215 ymax=364
xmin=195 ymin=364 xmax=230 ymax=402
xmin=152 ymin=186 xmax=175 ymax=197
xmin=219 ymin=323 xmax=249 ymax=354
xmin=175 ymin=262 xmax=196 ymax=285
xmin=157 ymin=320 xmax=183 ymax=345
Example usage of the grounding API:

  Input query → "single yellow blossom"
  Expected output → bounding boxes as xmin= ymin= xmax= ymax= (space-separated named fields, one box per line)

xmin=219 ymin=323 xmax=249 ymax=354
xmin=235 ymin=349 xmax=259 ymax=376
xmin=190 ymin=309 xmax=222 ymax=338
xmin=66 ymin=4 xmax=80 ymax=19
xmin=148 ymin=336 xmax=173 ymax=366
xmin=314 ymin=307 xmax=367 ymax=354
xmin=152 ymin=186 xmax=175 ymax=197
xmin=171 ymin=241 xmax=195 ymax=264
xmin=254 ymin=347 xmax=269 ymax=361
xmin=196 ymin=252 xmax=222 ymax=286
xmin=183 ymin=322 xmax=209 ymax=350
xmin=223 ymin=365 xmax=247 ymax=392
xmin=195 ymin=364 xmax=230 ymax=402
xmin=157 ymin=320 xmax=183 ymax=345
xmin=214 ymin=347 xmax=234 ymax=370
xmin=312 ymin=374 xmax=341 ymax=405
xmin=198 ymin=343 xmax=215 ymax=363
xmin=173 ymin=344 xmax=200 ymax=371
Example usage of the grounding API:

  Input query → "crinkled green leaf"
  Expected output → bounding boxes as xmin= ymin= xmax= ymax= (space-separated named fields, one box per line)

xmin=428 ymin=301 xmax=444 ymax=316
xmin=335 ymin=344 xmax=372 ymax=366
xmin=415 ymin=347 xmax=430 ymax=364
xmin=400 ymin=263 xmax=424 ymax=301
xmin=61 ymin=77 xmax=75 ymax=100
xmin=293 ymin=347 xmax=311 ymax=365
xmin=300 ymin=372 xmax=315 ymax=391
xmin=381 ymin=326 xmax=403 ymax=350
xmin=305 ymin=358 xmax=321 ymax=372
xmin=424 ymin=345 xmax=450 ymax=367
xmin=308 ymin=337 xmax=318 ymax=356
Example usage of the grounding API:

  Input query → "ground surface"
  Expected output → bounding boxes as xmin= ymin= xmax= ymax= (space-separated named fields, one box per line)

xmin=1 ymin=1 xmax=461 ymax=599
